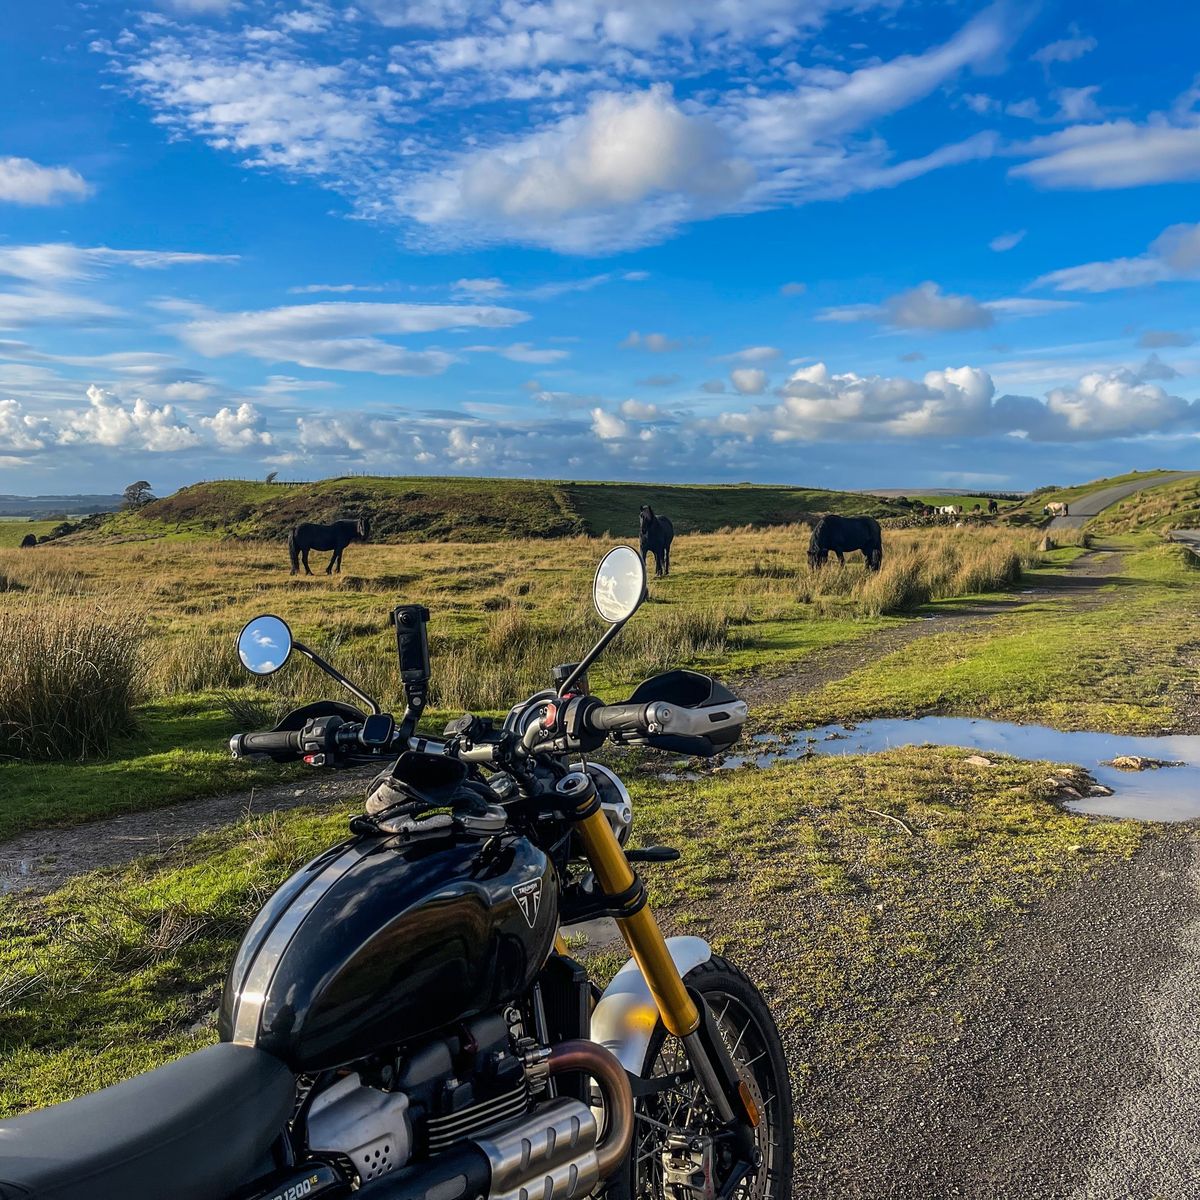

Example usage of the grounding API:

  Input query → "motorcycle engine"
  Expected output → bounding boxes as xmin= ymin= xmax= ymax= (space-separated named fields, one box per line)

xmin=305 ymin=1011 xmax=530 ymax=1185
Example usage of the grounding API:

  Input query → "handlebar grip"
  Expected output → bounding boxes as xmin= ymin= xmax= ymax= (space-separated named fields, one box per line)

xmin=585 ymin=702 xmax=649 ymax=735
xmin=230 ymin=729 xmax=305 ymax=760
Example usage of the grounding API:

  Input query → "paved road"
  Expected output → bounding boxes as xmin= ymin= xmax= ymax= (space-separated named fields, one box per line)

xmin=1169 ymin=528 xmax=1200 ymax=555
xmin=1049 ymin=471 xmax=1200 ymax=529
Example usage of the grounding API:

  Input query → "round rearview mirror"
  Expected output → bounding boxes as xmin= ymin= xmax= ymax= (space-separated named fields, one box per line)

xmin=593 ymin=545 xmax=646 ymax=625
xmin=237 ymin=614 xmax=293 ymax=676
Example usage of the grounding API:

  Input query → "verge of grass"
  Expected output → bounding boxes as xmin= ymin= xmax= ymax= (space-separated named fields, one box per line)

xmin=779 ymin=542 xmax=1200 ymax=734
xmin=0 ymin=747 xmax=1142 ymax=1115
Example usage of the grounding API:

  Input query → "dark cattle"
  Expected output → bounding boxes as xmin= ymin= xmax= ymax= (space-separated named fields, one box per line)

xmin=988 ymin=498 xmax=999 ymax=515
xmin=19 ymin=533 xmax=37 ymax=548
xmin=639 ymin=505 xmax=674 ymax=577
xmin=808 ymin=514 xmax=883 ymax=572
xmin=288 ymin=516 xmax=370 ymax=576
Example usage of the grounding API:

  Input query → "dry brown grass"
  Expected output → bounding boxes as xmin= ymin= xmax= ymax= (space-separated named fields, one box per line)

xmin=0 ymin=523 xmax=1043 ymax=721
xmin=0 ymin=590 xmax=144 ymax=760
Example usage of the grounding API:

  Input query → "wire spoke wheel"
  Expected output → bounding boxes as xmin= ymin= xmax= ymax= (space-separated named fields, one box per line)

xmin=608 ymin=956 xmax=793 ymax=1200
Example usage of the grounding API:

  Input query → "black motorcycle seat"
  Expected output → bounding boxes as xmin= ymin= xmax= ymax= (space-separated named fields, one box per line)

xmin=0 ymin=1042 xmax=295 ymax=1200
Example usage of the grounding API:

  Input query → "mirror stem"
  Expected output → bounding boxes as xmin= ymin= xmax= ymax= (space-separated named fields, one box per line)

xmin=292 ymin=640 xmax=382 ymax=716
xmin=558 ymin=620 xmax=626 ymax=698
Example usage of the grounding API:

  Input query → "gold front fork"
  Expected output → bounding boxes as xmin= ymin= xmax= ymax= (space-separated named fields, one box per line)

xmin=572 ymin=808 xmax=701 ymax=1038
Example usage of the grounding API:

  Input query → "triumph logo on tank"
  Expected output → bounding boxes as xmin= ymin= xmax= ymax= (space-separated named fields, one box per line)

xmin=512 ymin=880 xmax=542 ymax=928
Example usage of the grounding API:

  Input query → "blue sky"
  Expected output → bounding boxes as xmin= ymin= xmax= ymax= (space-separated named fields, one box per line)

xmin=1 ymin=0 xmax=1199 ymax=495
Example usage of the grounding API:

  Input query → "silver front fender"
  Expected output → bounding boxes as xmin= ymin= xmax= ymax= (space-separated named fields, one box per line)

xmin=589 ymin=936 xmax=712 ymax=1074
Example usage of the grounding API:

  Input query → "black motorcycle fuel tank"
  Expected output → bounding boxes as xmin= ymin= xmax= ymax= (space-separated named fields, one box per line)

xmin=219 ymin=830 xmax=558 ymax=1071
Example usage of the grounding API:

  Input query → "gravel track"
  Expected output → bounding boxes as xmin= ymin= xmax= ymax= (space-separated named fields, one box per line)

xmin=775 ymin=825 xmax=1200 ymax=1197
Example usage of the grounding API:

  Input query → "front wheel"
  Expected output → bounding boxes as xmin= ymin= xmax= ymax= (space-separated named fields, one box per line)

xmin=609 ymin=955 xmax=794 ymax=1200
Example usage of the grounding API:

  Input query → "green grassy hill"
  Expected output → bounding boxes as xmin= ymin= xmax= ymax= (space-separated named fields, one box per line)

xmin=82 ymin=476 xmax=905 ymax=543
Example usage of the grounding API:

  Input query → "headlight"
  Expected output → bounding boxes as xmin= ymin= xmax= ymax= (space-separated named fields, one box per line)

xmin=574 ymin=761 xmax=632 ymax=845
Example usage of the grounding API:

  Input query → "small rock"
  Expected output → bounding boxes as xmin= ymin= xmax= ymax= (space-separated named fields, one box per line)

xmin=963 ymin=754 xmax=994 ymax=767
xmin=1088 ymin=783 xmax=1115 ymax=797
xmin=1104 ymin=755 xmax=1182 ymax=771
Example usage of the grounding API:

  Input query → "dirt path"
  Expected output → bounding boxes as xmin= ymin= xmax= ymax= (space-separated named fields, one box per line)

xmin=739 ymin=542 xmax=1125 ymax=708
xmin=781 ymin=824 xmax=1200 ymax=1198
xmin=0 ymin=768 xmax=376 ymax=896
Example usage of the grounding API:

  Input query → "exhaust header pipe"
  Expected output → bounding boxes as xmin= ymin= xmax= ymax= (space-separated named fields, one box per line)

xmin=368 ymin=1039 xmax=634 ymax=1200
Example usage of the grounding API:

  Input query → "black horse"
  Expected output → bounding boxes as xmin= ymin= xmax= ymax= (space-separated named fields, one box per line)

xmin=808 ymin=514 xmax=883 ymax=571
xmin=987 ymin=498 xmax=999 ymax=515
xmin=639 ymin=505 xmax=674 ymax=577
xmin=288 ymin=516 xmax=370 ymax=576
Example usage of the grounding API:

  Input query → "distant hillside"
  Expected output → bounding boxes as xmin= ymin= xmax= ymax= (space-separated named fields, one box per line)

xmin=0 ymin=493 xmax=122 ymax=518
xmin=82 ymin=476 xmax=905 ymax=543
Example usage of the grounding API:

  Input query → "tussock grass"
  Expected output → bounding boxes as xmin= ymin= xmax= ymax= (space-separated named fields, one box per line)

xmin=0 ymin=593 xmax=144 ymax=760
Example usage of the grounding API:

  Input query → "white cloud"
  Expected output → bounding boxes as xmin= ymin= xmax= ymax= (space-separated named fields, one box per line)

xmin=1053 ymin=85 xmax=1104 ymax=123
xmin=1031 ymin=29 xmax=1097 ymax=66
xmin=730 ymin=367 xmax=769 ymax=395
xmin=1032 ymin=222 xmax=1200 ymax=293
xmin=467 ymin=341 xmax=570 ymax=364
xmin=822 ymin=282 xmax=1079 ymax=330
xmin=620 ymin=398 xmax=660 ymax=420
xmin=989 ymin=230 xmax=1026 ymax=252
xmin=0 ymin=399 xmax=54 ymax=452
xmin=404 ymin=87 xmax=754 ymax=253
xmin=721 ymin=345 xmax=781 ymax=364
xmin=621 ymin=330 xmax=682 ymax=352
xmin=0 ymin=243 xmax=238 ymax=283
xmin=0 ymin=157 xmax=91 ymax=205
xmin=200 ymin=402 xmax=274 ymax=447
xmin=1041 ymin=369 xmax=1191 ymax=437
xmin=452 ymin=277 xmax=508 ymax=296
xmin=172 ymin=299 xmax=529 ymax=375
xmin=1012 ymin=121 xmax=1200 ymax=190
xmin=591 ymin=407 xmax=629 ymax=439
xmin=110 ymin=33 xmax=395 ymax=179
xmin=822 ymin=282 xmax=993 ymax=332
xmin=58 ymin=386 xmax=203 ymax=452
xmin=706 ymin=360 xmax=1200 ymax=444
xmin=780 ymin=281 xmax=807 ymax=296
xmin=104 ymin=4 xmax=1024 ymax=253
xmin=288 ymin=282 xmax=386 ymax=294
xmin=701 ymin=379 xmax=726 ymax=394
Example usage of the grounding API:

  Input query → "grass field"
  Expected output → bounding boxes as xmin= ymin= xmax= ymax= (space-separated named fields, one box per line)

xmin=906 ymin=494 xmax=1017 ymax=512
xmin=0 ymin=477 xmax=1194 ymax=1124
xmin=0 ymin=523 xmax=1045 ymax=839
xmin=0 ymin=519 xmax=57 ymax=548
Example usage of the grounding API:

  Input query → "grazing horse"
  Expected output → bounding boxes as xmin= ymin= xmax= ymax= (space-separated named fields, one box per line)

xmin=808 ymin=514 xmax=883 ymax=572
xmin=639 ymin=505 xmax=674 ymax=577
xmin=288 ymin=516 xmax=370 ymax=575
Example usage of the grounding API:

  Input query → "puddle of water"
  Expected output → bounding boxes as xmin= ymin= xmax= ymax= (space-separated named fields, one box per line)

xmin=719 ymin=717 xmax=1200 ymax=822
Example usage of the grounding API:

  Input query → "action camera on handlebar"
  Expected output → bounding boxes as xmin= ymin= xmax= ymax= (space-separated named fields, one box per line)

xmin=391 ymin=604 xmax=431 ymax=736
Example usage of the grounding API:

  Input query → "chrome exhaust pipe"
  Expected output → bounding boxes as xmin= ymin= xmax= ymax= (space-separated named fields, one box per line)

xmin=547 ymin=1038 xmax=635 ymax=1180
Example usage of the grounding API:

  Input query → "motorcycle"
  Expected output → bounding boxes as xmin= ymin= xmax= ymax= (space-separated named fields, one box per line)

xmin=0 ymin=545 xmax=793 ymax=1200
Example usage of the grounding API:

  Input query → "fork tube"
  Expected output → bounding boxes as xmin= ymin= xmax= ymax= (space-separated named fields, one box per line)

xmin=574 ymin=809 xmax=701 ymax=1038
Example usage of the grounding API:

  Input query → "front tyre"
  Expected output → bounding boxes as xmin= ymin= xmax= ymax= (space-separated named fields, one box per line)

xmin=610 ymin=955 xmax=794 ymax=1200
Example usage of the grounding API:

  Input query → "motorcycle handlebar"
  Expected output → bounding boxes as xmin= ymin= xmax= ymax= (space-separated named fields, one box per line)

xmin=229 ymin=729 xmax=305 ymax=759
xmin=582 ymin=701 xmax=649 ymax=735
